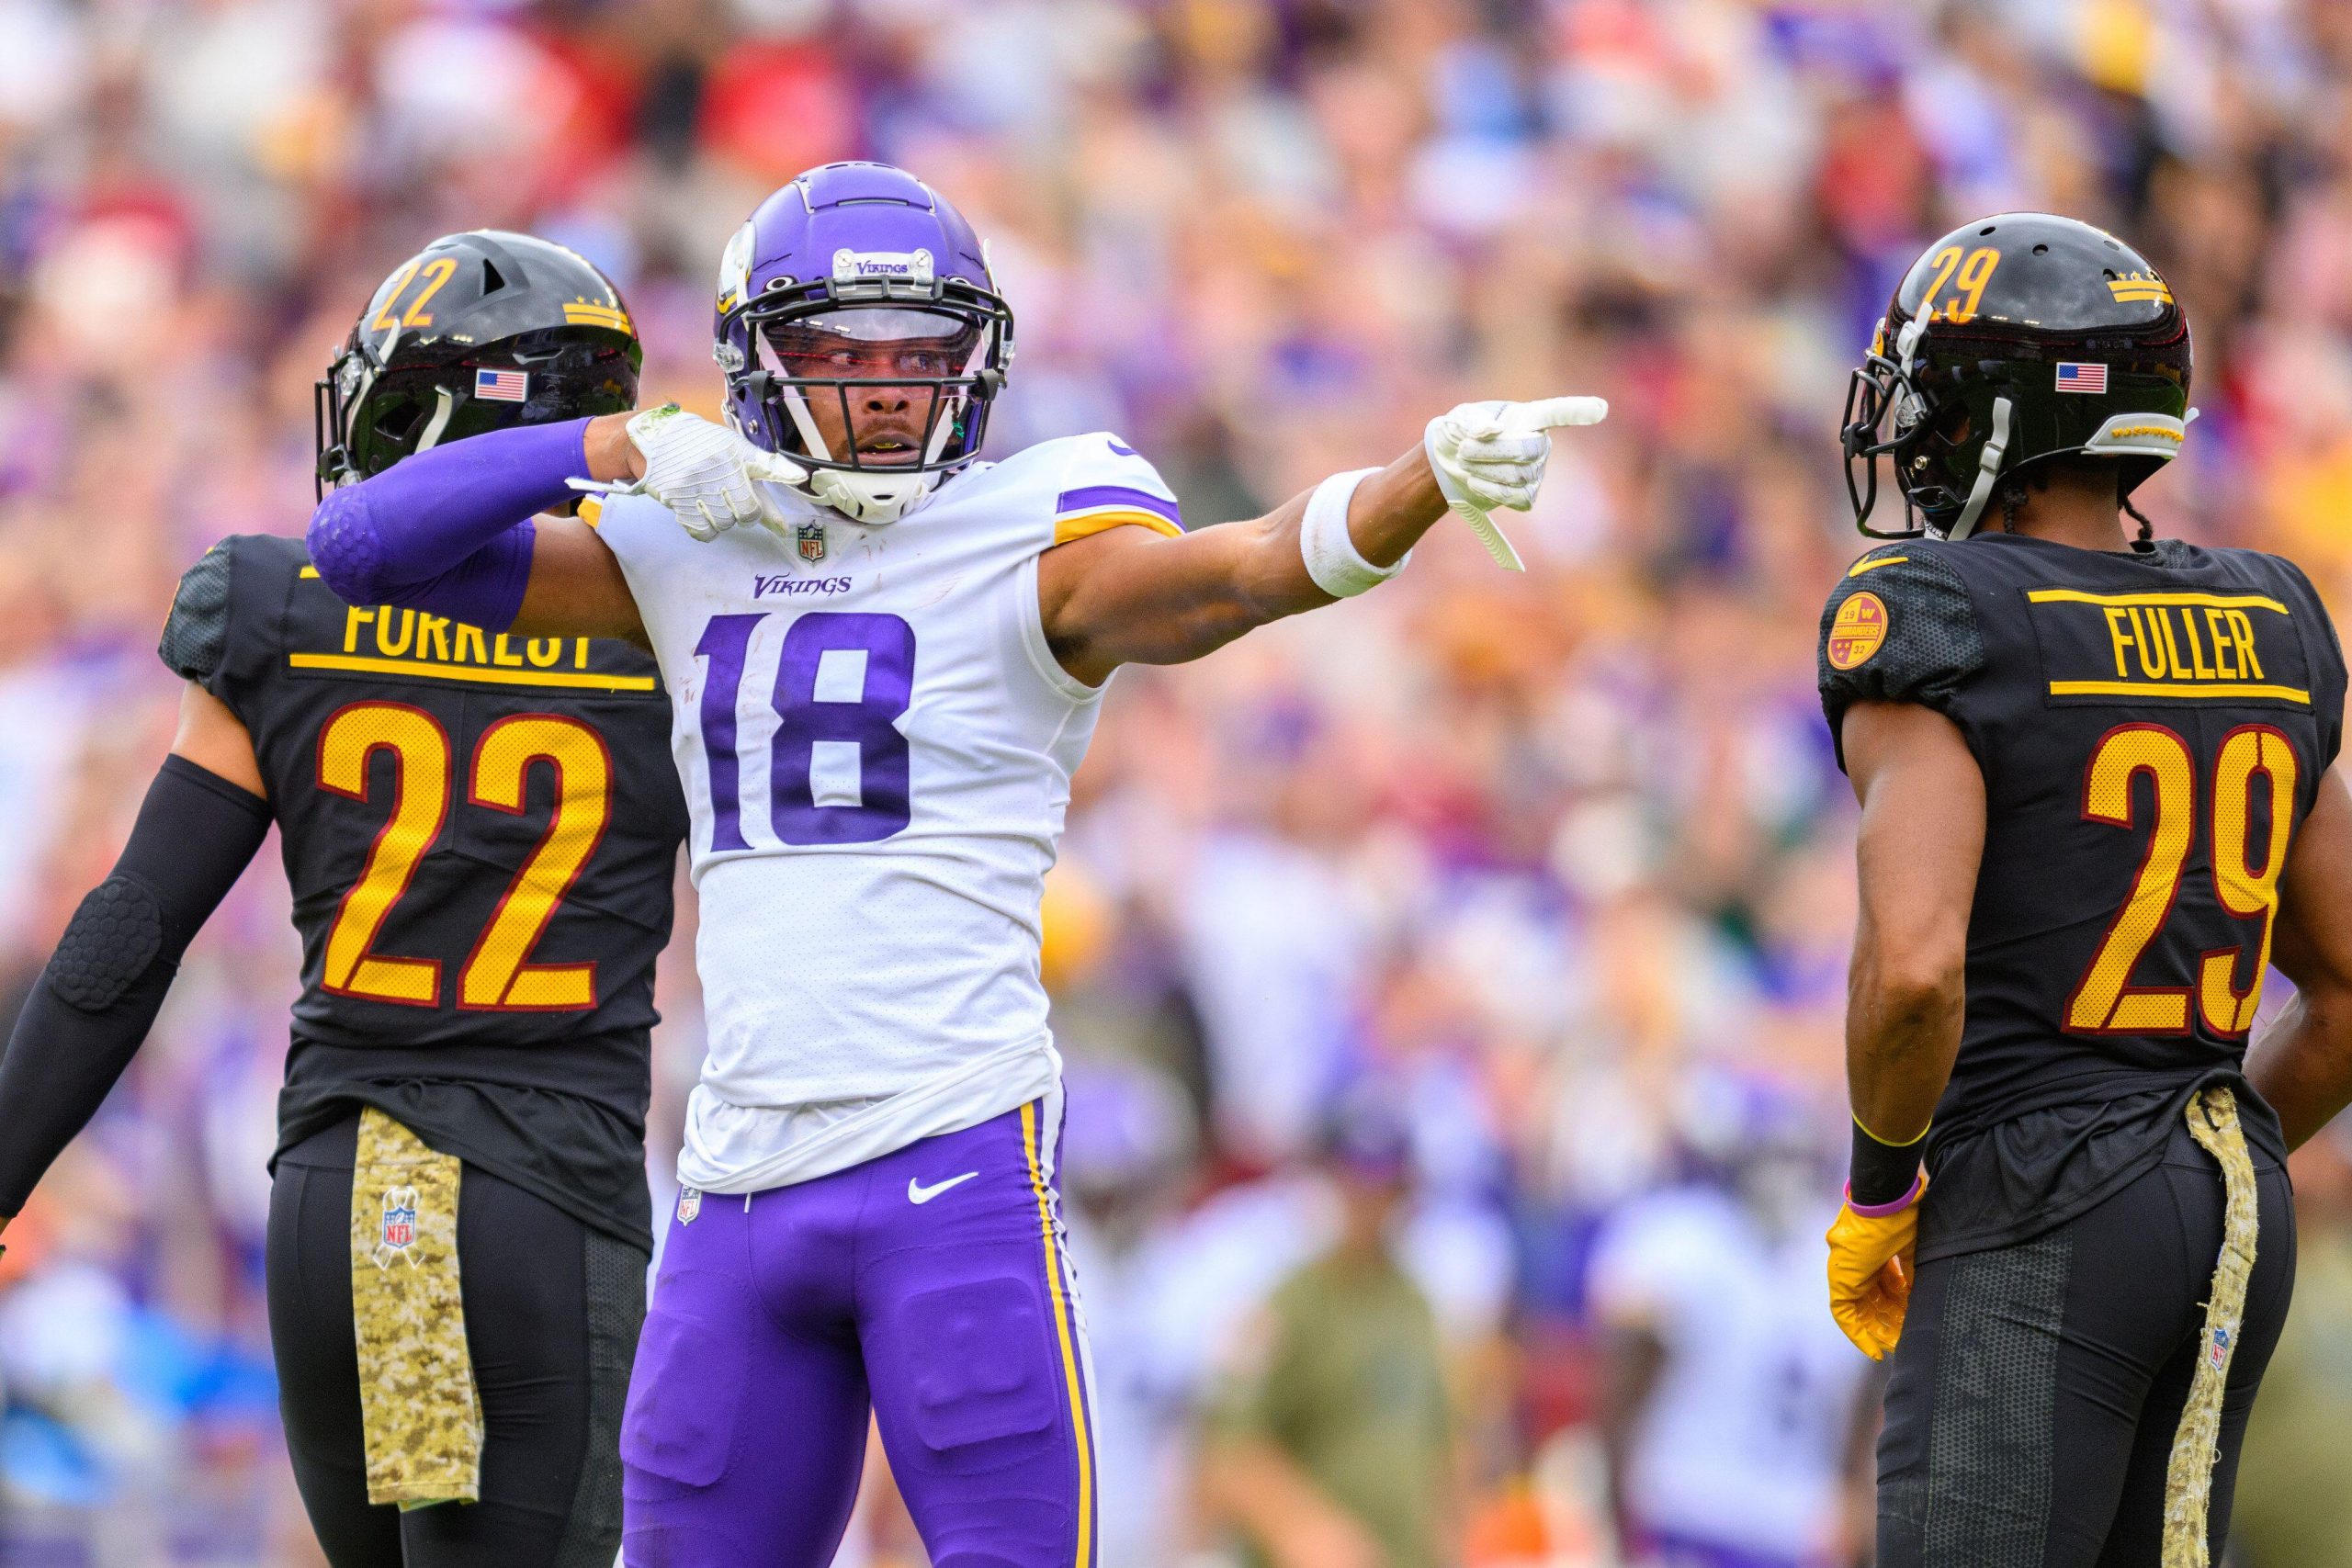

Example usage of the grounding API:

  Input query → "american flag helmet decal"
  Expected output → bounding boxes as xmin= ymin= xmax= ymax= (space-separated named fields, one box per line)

xmin=474 ymin=367 xmax=529 ymax=402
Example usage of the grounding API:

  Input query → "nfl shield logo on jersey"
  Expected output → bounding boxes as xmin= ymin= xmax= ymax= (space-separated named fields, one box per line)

xmin=677 ymin=1188 xmax=702 ymax=1225
xmin=797 ymin=523 xmax=827 ymax=563
xmin=375 ymin=1186 xmax=420 ymax=1269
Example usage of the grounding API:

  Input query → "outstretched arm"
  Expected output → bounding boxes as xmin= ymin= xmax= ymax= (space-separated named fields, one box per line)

xmin=1036 ymin=397 xmax=1603 ymax=687
xmin=0 ymin=684 xmax=272 ymax=1231
xmin=2245 ymin=760 xmax=2352 ymax=1149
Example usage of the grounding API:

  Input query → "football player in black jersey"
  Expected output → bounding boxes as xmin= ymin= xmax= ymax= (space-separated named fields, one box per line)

xmin=0 ymin=232 xmax=688 ymax=1568
xmin=1819 ymin=212 xmax=2352 ymax=1566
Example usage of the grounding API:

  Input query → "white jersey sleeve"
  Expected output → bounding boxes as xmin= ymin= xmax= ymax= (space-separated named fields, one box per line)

xmin=1047 ymin=434 xmax=1185 ymax=545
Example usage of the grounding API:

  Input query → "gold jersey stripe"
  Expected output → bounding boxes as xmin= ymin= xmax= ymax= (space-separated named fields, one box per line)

xmin=300 ymin=565 xmax=322 ymax=580
xmin=2047 ymin=680 xmax=2310 ymax=705
xmin=289 ymin=652 xmax=655 ymax=692
xmin=578 ymin=495 xmax=605 ymax=528
xmin=1052 ymin=509 xmax=1182 ymax=546
xmin=1848 ymin=555 xmax=1909 ymax=578
xmin=2028 ymin=589 xmax=2290 ymax=615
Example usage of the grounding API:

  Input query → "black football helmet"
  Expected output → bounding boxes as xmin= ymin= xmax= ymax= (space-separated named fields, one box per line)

xmin=315 ymin=231 xmax=642 ymax=497
xmin=1840 ymin=213 xmax=2192 ymax=540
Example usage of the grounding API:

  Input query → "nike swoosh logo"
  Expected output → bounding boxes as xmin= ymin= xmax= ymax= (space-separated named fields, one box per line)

xmin=907 ymin=1172 xmax=979 ymax=1205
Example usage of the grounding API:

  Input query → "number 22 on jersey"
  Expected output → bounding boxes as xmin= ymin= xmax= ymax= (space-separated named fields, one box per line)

xmin=2068 ymin=723 xmax=2299 ymax=1037
xmin=316 ymin=702 xmax=612 ymax=1010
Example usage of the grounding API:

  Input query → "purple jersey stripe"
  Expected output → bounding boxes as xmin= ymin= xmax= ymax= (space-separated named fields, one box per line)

xmin=1055 ymin=485 xmax=1182 ymax=529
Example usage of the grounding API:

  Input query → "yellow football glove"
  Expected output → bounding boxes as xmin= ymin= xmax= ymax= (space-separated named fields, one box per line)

xmin=1826 ymin=1180 xmax=1924 ymax=1361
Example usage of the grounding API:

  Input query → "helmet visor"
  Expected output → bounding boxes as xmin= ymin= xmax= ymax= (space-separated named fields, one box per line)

xmin=760 ymin=308 xmax=986 ymax=382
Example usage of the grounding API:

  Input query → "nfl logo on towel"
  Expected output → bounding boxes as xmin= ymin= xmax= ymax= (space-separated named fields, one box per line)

xmin=2054 ymin=362 xmax=2108 ymax=394
xmin=474 ymin=367 xmax=529 ymax=402
xmin=377 ymin=1185 xmax=419 ymax=1268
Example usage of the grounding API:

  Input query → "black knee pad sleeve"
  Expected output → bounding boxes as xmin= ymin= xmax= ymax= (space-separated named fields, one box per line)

xmin=49 ymin=878 xmax=165 ymax=1012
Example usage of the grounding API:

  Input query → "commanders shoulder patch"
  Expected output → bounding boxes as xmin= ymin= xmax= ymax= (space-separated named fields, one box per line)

xmin=1826 ymin=591 xmax=1891 ymax=671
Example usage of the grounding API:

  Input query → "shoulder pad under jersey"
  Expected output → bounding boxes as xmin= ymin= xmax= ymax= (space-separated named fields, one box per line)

xmin=159 ymin=542 xmax=235 ymax=683
xmin=1817 ymin=543 xmax=1987 ymax=767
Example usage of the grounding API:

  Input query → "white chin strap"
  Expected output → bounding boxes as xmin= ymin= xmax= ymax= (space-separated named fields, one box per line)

xmin=413 ymin=386 xmax=458 ymax=455
xmin=1944 ymin=394 xmax=2012 ymax=542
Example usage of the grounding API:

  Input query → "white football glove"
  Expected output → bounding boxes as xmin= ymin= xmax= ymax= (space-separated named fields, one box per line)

xmin=570 ymin=404 xmax=808 ymax=542
xmin=1423 ymin=395 xmax=1608 ymax=571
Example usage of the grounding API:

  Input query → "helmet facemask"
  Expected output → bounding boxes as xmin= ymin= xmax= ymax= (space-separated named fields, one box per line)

xmin=1840 ymin=316 xmax=2013 ymax=542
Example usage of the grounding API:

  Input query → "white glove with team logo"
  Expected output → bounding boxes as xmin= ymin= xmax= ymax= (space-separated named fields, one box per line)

xmin=1423 ymin=395 xmax=1608 ymax=571
xmin=571 ymin=404 xmax=808 ymax=541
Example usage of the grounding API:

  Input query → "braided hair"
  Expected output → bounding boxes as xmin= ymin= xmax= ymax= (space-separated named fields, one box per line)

xmin=2122 ymin=495 xmax=2156 ymax=547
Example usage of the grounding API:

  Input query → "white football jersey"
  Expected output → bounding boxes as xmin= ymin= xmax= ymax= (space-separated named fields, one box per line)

xmin=593 ymin=434 xmax=1183 ymax=1193
xmin=1587 ymin=1186 xmax=1867 ymax=1558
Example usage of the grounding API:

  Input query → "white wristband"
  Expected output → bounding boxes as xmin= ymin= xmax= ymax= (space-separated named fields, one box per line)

xmin=1301 ymin=468 xmax=1404 ymax=598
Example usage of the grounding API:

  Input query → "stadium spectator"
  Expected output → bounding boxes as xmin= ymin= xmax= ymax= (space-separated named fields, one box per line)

xmin=1199 ymin=1093 xmax=1453 ymax=1568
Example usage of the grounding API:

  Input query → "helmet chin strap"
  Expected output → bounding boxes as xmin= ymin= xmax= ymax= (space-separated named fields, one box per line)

xmin=413 ymin=386 xmax=458 ymax=455
xmin=1944 ymin=395 xmax=2013 ymax=542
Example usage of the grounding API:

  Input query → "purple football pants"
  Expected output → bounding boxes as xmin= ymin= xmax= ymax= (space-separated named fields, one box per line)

xmin=619 ymin=1100 xmax=1097 ymax=1568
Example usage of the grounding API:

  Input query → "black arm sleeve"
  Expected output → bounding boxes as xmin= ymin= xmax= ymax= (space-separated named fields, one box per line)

xmin=0 ymin=755 xmax=272 ymax=1215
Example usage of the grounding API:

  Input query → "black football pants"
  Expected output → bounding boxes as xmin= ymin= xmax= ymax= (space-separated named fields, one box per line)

xmin=1875 ymin=1115 xmax=2296 ymax=1568
xmin=266 ymin=1116 xmax=644 ymax=1568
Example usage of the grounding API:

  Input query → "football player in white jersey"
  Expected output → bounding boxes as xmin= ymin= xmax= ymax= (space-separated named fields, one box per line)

xmin=306 ymin=160 xmax=1603 ymax=1568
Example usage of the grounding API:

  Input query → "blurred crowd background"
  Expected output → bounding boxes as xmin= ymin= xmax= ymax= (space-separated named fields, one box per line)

xmin=3 ymin=0 xmax=2352 ymax=1562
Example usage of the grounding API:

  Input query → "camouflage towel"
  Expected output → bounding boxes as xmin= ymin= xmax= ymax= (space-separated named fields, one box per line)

xmin=2163 ymin=1086 xmax=2258 ymax=1568
xmin=349 ymin=1107 xmax=483 ymax=1508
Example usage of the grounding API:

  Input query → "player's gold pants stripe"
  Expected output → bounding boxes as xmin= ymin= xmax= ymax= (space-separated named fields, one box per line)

xmin=1020 ymin=1100 xmax=1093 ymax=1568
xmin=2161 ymin=1086 xmax=2258 ymax=1567
xmin=288 ymin=652 xmax=657 ymax=692
xmin=2045 ymin=680 xmax=2309 ymax=705
xmin=350 ymin=1108 xmax=483 ymax=1507
xmin=2027 ymin=589 xmax=2290 ymax=615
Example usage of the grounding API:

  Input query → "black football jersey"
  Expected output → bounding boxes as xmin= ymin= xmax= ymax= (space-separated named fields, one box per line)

xmin=160 ymin=533 xmax=688 ymax=1245
xmin=1820 ymin=532 xmax=2346 ymax=1255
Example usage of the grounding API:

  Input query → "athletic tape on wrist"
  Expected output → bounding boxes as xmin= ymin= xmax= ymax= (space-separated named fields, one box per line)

xmin=1301 ymin=468 xmax=1402 ymax=598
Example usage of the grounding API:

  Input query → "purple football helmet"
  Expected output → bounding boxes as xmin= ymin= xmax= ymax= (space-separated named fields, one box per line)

xmin=714 ymin=162 xmax=1015 ymax=524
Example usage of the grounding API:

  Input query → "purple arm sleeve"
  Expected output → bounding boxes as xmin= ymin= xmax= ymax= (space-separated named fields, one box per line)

xmin=306 ymin=416 xmax=595 ymax=632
